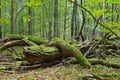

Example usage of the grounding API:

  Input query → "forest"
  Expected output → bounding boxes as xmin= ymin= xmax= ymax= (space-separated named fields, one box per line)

xmin=0 ymin=0 xmax=120 ymax=80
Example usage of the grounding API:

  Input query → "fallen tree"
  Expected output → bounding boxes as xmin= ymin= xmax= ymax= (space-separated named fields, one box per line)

xmin=0 ymin=35 xmax=91 ymax=68
xmin=0 ymin=34 xmax=120 ymax=69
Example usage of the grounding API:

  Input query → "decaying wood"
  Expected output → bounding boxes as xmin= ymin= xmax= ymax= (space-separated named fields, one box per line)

xmin=48 ymin=38 xmax=91 ymax=68
xmin=0 ymin=34 xmax=120 ymax=69
xmin=0 ymin=40 xmax=26 ymax=52
xmin=0 ymin=35 xmax=91 ymax=68
xmin=88 ymin=59 xmax=120 ymax=68
xmin=23 ymin=46 xmax=63 ymax=64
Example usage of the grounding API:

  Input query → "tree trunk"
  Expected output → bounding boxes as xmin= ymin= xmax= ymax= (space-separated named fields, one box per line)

xmin=71 ymin=0 xmax=77 ymax=39
xmin=48 ymin=0 xmax=52 ymax=40
xmin=11 ymin=0 xmax=14 ymax=34
xmin=0 ymin=0 xmax=2 ymax=38
xmin=63 ymin=0 xmax=67 ymax=40
xmin=77 ymin=0 xmax=85 ymax=41
xmin=28 ymin=1 xmax=33 ymax=35
xmin=54 ymin=0 xmax=59 ymax=38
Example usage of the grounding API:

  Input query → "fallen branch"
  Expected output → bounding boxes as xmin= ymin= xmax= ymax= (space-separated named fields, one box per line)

xmin=88 ymin=59 xmax=120 ymax=68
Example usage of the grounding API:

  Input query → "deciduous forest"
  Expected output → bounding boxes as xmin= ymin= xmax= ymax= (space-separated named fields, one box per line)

xmin=0 ymin=0 xmax=120 ymax=79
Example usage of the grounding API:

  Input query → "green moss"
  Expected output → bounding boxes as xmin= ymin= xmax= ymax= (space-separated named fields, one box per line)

xmin=8 ymin=34 xmax=25 ymax=39
xmin=26 ymin=45 xmax=59 ymax=55
xmin=22 ymin=38 xmax=38 ymax=46
xmin=8 ymin=34 xmax=48 ymax=45
xmin=88 ymin=59 xmax=120 ymax=68
xmin=27 ymin=36 xmax=48 ymax=45
xmin=51 ymin=38 xmax=91 ymax=68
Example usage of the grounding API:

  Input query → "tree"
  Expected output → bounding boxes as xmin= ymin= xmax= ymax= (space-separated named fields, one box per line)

xmin=11 ymin=0 xmax=14 ymax=34
xmin=48 ymin=0 xmax=53 ymax=40
xmin=71 ymin=0 xmax=77 ymax=39
xmin=77 ymin=0 xmax=85 ymax=41
xmin=54 ymin=0 xmax=59 ymax=38
xmin=0 ymin=0 xmax=2 ymax=38
xmin=28 ymin=1 xmax=34 ymax=35
xmin=63 ymin=0 xmax=67 ymax=40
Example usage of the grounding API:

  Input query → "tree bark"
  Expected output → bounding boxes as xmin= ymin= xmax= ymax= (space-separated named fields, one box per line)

xmin=77 ymin=0 xmax=85 ymax=41
xmin=11 ymin=0 xmax=14 ymax=34
xmin=63 ymin=0 xmax=67 ymax=40
xmin=54 ymin=0 xmax=59 ymax=38
xmin=0 ymin=0 xmax=2 ymax=38
xmin=71 ymin=0 xmax=77 ymax=39
xmin=28 ymin=0 xmax=34 ymax=35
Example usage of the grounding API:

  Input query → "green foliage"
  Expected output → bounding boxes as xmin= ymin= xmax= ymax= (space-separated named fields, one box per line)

xmin=0 ymin=18 xmax=10 ymax=25
xmin=23 ymin=16 xmax=31 ymax=22
xmin=26 ymin=0 xmax=42 ymax=7
xmin=100 ymin=22 xmax=120 ymax=34
xmin=87 ymin=9 xmax=106 ymax=19
xmin=1 ymin=0 xmax=120 ymax=41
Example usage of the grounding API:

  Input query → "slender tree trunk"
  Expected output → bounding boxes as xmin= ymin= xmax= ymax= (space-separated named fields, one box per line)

xmin=77 ymin=0 xmax=85 ymax=41
xmin=3 ymin=0 xmax=7 ymax=37
xmin=42 ymin=0 xmax=52 ymax=40
xmin=17 ymin=0 xmax=24 ymax=35
xmin=42 ymin=1 xmax=45 ymax=38
xmin=71 ymin=3 xmax=75 ymax=39
xmin=0 ymin=0 xmax=2 ymax=38
xmin=115 ymin=4 xmax=119 ymax=22
xmin=63 ymin=0 xmax=67 ymax=40
xmin=11 ymin=0 xmax=14 ymax=34
xmin=28 ymin=6 xmax=33 ymax=35
xmin=74 ymin=8 xmax=78 ymax=40
xmin=116 ymin=8 xmax=119 ymax=22
xmin=48 ymin=1 xmax=52 ymax=40
xmin=54 ymin=0 xmax=59 ymax=37
xmin=28 ymin=0 xmax=34 ymax=35
xmin=71 ymin=0 xmax=77 ymax=39
xmin=112 ymin=0 xmax=114 ymax=22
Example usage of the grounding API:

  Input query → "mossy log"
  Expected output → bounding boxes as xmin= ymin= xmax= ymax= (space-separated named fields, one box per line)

xmin=5 ymin=34 xmax=48 ymax=45
xmin=22 ymin=38 xmax=91 ymax=68
xmin=88 ymin=59 xmax=120 ymax=68
xmin=23 ymin=45 xmax=66 ymax=64
xmin=0 ymin=36 xmax=48 ymax=53
xmin=48 ymin=38 xmax=91 ymax=68
xmin=0 ymin=36 xmax=91 ymax=68
xmin=0 ymin=40 xmax=26 ymax=52
xmin=68 ymin=58 xmax=120 ymax=68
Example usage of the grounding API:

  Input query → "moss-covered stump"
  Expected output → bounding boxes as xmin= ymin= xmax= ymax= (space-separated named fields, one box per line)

xmin=48 ymin=38 xmax=91 ymax=68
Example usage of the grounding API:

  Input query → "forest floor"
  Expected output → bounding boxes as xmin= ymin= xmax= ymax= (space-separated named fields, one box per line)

xmin=1 ymin=52 xmax=120 ymax=80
